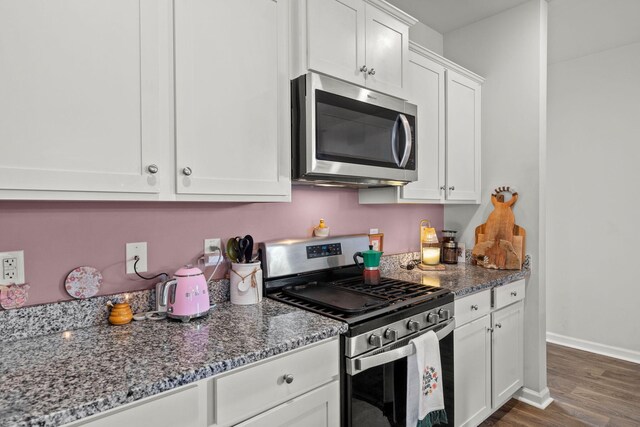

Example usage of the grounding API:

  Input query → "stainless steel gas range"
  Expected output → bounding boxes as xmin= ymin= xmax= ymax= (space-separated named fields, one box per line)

xmin=260 ymin=235 xmax=455 ymax=427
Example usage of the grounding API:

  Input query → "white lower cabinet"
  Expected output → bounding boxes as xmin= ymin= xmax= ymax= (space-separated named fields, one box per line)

xmin=66 ymin=338 xmax=339 ymax=427
xmin=491 ymin=300 xmax=524 ymax=409
xmin=454 ymin=315 xmax=492 ymax=427
xmin=236 ymin=381 xmax=339 ymax=427
xmin=453 ymin=281 xmax=525 ymax=427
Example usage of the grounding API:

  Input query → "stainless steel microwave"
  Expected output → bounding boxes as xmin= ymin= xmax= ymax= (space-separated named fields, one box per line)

xmin=292 ymin=72 xmax=417 ymax=187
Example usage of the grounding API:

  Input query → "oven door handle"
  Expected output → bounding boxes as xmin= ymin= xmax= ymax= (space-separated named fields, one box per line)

xmin=347 ymin=319 xmax=455 ymax=376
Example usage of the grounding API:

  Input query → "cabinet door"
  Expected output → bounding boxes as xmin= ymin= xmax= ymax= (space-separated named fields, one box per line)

xmin=454 ymin=315 xmax=491 ymax=427
xmin=174 ymin=0 xmax=290 ymax=201
xmin=491 ymin=300 xmax=524 ymax=409
xmin=445 ymin=70 xmax=481 ymax=203
xmin=364 ymin=4 xmax=409 ymax=99
xmin=399 ymin=51 xmax=445 ymax=202
xmin=0 ymin=0 xmax=169 ymax=198
xmin=307 ymin=0 xmax=366 ymax=87
xmin=236 ymin=380 xmax=339 ymax=427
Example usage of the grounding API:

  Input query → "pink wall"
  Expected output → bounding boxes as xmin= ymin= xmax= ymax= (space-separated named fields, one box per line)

xmin=0 ymin=187 xmax=443 ymax=306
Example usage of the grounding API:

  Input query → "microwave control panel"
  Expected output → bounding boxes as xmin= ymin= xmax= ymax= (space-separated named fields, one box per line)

xmin=306 ymin=243 xmax=342 ymax=259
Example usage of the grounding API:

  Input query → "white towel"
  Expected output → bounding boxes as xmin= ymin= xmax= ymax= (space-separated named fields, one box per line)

xmin=406 ymin=330 xmax=448 ymax=427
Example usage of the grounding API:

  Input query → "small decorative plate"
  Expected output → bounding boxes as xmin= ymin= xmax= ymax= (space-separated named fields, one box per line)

xmin=65 ymin=266 xmax=103 ymax=299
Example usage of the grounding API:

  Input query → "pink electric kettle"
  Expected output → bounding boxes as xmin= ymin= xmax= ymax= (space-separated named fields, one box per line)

xmin=160 ymin=265 xmax=210 ymax=322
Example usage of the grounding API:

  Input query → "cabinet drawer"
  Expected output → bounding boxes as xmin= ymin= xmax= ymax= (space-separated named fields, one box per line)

xmin=493 ymin=279 xmax=525 ymax=309
xmin=454 ymin=290 xmax=491 ymax=327
xmin=213 ymin=338 xmax=339 ymax=426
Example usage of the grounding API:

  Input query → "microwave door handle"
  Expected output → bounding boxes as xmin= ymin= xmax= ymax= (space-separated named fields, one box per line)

xmin=398 ymin=114 xmax=412 ymax=168
xmin=391 ymin=116 xmax=401 ymax=167
xmin=347 ymin=319 xmax=454 ymax=375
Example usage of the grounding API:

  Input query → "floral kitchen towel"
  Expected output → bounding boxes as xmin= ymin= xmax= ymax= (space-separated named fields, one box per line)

xmin=406 ymin=330 xmax=448 ymax=427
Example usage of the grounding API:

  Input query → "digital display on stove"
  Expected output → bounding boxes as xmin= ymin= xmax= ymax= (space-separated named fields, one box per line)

xmin=306 ymin=243 xmax=342 ymax=259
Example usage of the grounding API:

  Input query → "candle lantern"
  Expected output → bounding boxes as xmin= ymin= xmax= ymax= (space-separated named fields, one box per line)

xmin=420 ymin=220 xmax=440 ymax=266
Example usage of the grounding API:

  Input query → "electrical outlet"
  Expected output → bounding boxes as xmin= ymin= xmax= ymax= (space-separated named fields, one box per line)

xmin=0 ymin=250 xmax=25 ymax=285
xmin=126 ymin=242 xmax=147 ymax=275
xmin=203 ymin=238 xmax=222 ymax=267
xmin=204 ymin=238 xmax=222 ymax=254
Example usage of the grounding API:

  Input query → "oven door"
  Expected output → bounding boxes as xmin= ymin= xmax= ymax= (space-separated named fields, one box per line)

xmin=343 ymin=320 xmax=455 ymax=427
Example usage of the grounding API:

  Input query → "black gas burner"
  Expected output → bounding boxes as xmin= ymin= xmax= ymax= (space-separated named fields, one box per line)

xmin=269 ymin=275 xmax=450 ymax=325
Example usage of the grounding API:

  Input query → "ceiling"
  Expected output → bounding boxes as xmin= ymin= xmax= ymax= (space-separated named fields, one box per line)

xmin=385 ymin=0 xmax=530 ymax=34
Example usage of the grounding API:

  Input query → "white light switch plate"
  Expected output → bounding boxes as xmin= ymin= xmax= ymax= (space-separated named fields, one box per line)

xmin=0 ymin=250 xmax=25 ymax=285
xmin=126 ymin=242 xmax=147 ymax=274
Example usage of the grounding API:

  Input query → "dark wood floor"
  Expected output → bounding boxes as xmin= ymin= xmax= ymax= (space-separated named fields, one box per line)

xmin=480 ymin=343 xmax=640 ymax=426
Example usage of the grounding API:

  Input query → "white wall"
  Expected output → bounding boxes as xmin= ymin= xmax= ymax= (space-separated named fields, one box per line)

xmin=443 ymin=0 xmax=550 ymax=405
xmin=546 ymin=0 xmax=640 ymax=362
xmin=409 ymin=21 xmax=443 ymax=55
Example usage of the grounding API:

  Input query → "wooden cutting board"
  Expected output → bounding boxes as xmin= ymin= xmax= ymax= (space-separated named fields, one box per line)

xmin=472 ymin=187 xmax=525 ymax=270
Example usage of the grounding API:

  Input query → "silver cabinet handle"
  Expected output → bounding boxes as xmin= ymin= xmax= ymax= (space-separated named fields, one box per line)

xmin=471 ymin=304 xmax=479 ymax=311
xmin=283 ymin=374 xmax=294 ymax=384
xmin=495 ymin=323 xmax=502 ymax=329
xmin=449 ymin=186 xmax=455 ymax=191
xmin=182 ymin=167 xmax=192 ymax=176
xmin=368 ymin=68 xmax=376 ymax=75
xmin=440 ymin=185 xmax=446 ymax=191
xmin=360 ymin=65 xmax=368 ymax=73
xmin=511 ymin=291 xmax=518 ymax=297
xmin=147 ymin=164 xmax=158 ymax=174
xmin=487 ymin=327 xmax=494 ymax=333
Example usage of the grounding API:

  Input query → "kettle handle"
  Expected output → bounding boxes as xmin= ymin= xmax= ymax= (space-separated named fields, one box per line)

xmin=353 ymin=252 xmax=364 ymax=270
xmin=160 ymin=279 xmax=177 ymax=306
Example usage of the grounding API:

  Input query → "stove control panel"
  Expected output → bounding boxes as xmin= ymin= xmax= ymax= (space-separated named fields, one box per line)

xmin=306 ymin=243 xmax=342 ymax=259
xmin=344 ymin=302 xmax=455 ymax=358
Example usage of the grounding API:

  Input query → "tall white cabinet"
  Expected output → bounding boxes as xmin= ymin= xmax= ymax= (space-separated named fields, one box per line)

xmin=293 ymin=0 xmax=415 ymax=100
xmin=174 ymin=0 xmax=290 ymax=201
xmin=453 ymin=280 xmax=525 ymax=427
xmin=359 ymin=42 xmax=483 ymax=205
xmin=0 ymin=0 xmax=172 ymax=199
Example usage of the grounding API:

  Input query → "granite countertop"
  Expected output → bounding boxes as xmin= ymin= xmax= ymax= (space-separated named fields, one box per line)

xmin=380 ymin=254 xmax=530 ymax=298
xmin=0 ymin=299 xmax=347 ymax=427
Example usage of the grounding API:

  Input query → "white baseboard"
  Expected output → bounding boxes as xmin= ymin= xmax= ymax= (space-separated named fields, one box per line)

xmin=546 ymin=332 xmax=640 ymax=365
xmin=515 ymin=387 xmax=553 ymax=409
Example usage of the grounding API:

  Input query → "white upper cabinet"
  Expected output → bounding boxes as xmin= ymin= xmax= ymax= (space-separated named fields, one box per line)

xmin=446 ymin=70 xmax=482 ymax=203
xmin=0 ymin=0 xmax=172 ymax=199
xmin=307 ymin=0 xmax=366 ymax=87
xmin=294 ymin=0 xmax=415 ymax=99
xmin=174 ymin=0 xmax=290 ymax=201
xmin=359 ymin=43 xmax=483 ymax=205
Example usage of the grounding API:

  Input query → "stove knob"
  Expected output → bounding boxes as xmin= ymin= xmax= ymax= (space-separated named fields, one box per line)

xmin=407 ymin=320 xmax=420 ymax=332
xmin=427 ymin=313 xmax=439 ymax=325
xmin=384 ymin=328 xmax=398 ymax=341
xmin=438 ymin=309 xmax=451 ymax=321
xmin=368 ymin=334 xmax=383 ymax=348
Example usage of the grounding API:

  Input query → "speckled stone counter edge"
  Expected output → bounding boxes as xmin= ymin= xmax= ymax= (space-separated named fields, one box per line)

xmin=0 ymin=279 xmax=230 ymax=343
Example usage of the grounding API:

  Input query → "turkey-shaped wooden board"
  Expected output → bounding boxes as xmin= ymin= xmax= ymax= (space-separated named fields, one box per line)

xmin=472 ymin=186 xmax=525 ymax=270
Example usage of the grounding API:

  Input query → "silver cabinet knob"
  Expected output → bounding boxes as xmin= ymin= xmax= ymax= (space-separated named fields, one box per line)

xmin=495 ymin=323 xmax=502 ymax=329
xmin=449 ymin=186 xmax=455 ymax=191
xmin=471 ymin=304 xmax=479 ymax=311
xmin=368 ymin=334 xmax=383 ymax=348
xmin=283 ymin=374 xmax=294 ymax=384
xmin=438 ymin=309 xmax=451 ymax=320
xmin=511 ymin=291 xmax=518 ymax=297
xmin=182 ymin=167 xmax=192 ymax=176
xmin=384 ymin=328 xmax=398 ymax=341
xmin=360 ymin=65 xmax=368 ymax=73
xmin=427 ymin=313 xmax=439 ymax=325
xmin=368 ymin=68 xmax=376 ymax=75
xmin=407 ymin=320 xmax=420 ymax=332
xmin=147 ymin=164 xmax=159 ymax=174
xmin=440 ymin=185 xmax=446 ymax=191
xmin=487 ymin=327 xmax=494 ymax=333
